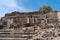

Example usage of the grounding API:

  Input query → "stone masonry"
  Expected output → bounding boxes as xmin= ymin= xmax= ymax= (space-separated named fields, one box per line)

xmin=0 ymin=11 xmax=60 ymax=40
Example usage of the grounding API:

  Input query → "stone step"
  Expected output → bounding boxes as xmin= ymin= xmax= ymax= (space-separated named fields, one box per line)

xmin=0 ymin=35 xmax=33 ymax=38
xmin=0 ymin=32 xmax=35 ymax=33
xmin=0 ymin=32 xmax=35 ymax=35
xmin=0 ymin=30 xmax=34 ymax=40
xmin=0 ymin=38 xmax=27 ymax=40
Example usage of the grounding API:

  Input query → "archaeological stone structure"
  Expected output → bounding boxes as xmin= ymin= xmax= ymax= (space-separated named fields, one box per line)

xmin=0 ymin=11 xmax=60 ymax=40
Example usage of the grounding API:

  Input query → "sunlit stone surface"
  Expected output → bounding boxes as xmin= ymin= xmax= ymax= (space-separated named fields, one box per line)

xmin=0 ymin=11 xmax=60 ymax=40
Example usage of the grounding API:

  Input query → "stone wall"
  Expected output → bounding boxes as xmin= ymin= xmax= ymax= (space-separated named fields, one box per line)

xmin=1 ymin=11 xmax=60 ymax=40
xmin=2 ymin=11 xmax=59 ymax=29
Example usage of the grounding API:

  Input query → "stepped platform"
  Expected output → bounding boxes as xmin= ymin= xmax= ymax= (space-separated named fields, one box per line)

xmin=0 ymin=29 xmax=35 ymax=40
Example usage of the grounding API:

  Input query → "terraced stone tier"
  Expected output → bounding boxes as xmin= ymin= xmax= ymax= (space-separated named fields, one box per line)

xmin=0 ymin=29 xmax=35 ymax=40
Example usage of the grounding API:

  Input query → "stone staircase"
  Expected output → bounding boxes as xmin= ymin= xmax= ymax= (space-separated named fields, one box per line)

xmin=0 ymin=28 xmax=35 ymax=40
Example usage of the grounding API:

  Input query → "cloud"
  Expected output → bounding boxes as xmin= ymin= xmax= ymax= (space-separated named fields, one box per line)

xmin=0 ymin=0 xmax=34 ymax=12
xmin=0 ymin=0 xmax=34 ymax=17
xmin=0 ymin=0 xmax=16 ymax=7
xmin=0 ymin=0 xmax=26 ymax=11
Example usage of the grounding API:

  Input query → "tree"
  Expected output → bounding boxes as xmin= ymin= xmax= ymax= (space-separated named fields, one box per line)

xmin=39 ymin=5 xmax=52 ymax=13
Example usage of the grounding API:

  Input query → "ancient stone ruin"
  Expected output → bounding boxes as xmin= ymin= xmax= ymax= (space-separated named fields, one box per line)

xmin=0 ymin=11 xmax=60 ymax=40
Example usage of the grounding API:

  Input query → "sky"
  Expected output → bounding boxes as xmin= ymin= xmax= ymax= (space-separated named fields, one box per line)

xmin=0 ymin=0 xmax=60 ymax=17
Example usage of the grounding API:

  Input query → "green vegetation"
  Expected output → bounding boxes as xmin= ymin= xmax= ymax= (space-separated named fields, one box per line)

xmin=39 ymin=5 xmax=52 ymax=13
